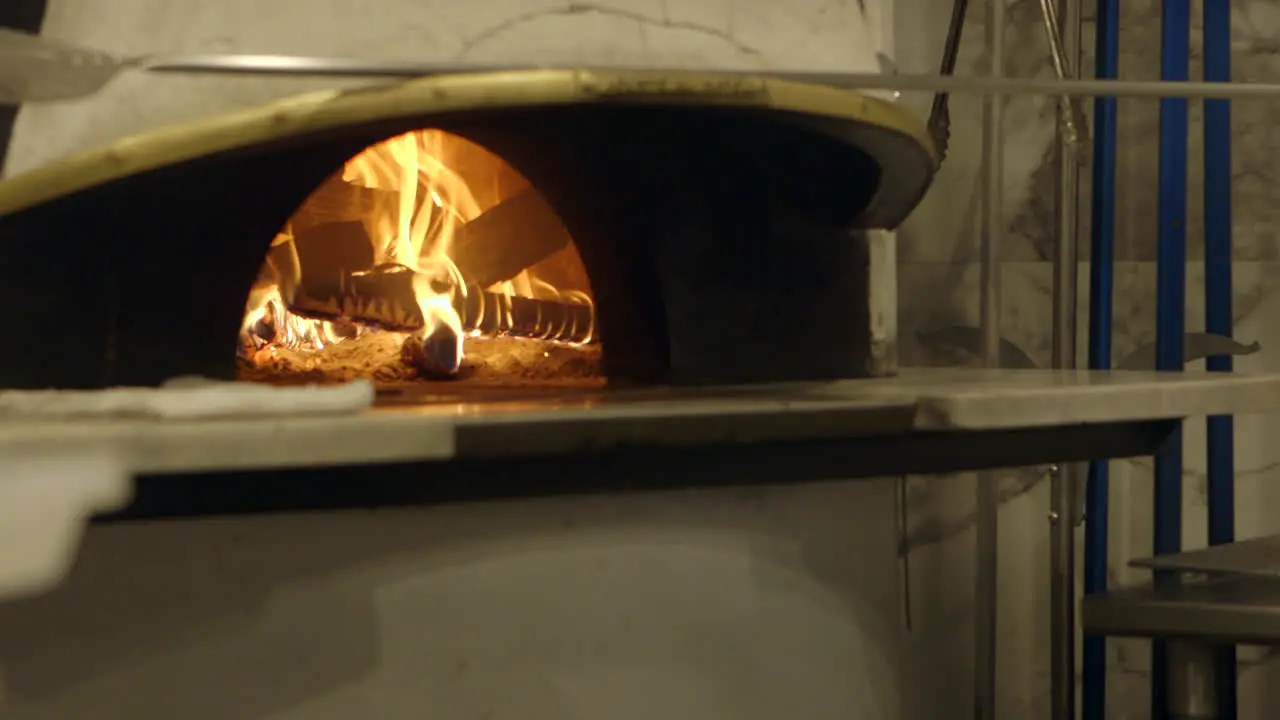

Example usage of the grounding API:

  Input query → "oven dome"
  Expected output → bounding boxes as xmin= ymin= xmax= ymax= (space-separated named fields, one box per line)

xmin=0 ymin=69 xmax=937 ymax=227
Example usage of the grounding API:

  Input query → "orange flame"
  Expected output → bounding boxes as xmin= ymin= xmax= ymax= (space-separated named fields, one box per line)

xmin=240 ymin=130 xmax=595 ymax=369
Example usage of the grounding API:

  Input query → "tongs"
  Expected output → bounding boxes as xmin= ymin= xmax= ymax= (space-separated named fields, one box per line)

xmin=1036 ymin=0 xmax=1091 ymax=161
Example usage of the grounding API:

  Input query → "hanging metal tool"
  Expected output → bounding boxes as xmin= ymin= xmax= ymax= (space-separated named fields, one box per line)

xmin=927 ymin=0 xmax=971 ymax=163
xmin=1038 ymin=0 xmax=1092 ymax=161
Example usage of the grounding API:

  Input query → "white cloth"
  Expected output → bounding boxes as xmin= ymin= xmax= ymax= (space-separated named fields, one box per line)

xmin=0 ymin=377 xmax=375 ymax=419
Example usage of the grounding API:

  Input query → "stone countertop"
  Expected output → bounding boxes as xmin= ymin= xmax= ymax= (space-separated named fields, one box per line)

xmin=0 ymin=368 xmax=1275 ymax=475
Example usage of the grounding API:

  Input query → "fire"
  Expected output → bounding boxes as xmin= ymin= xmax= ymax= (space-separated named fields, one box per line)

xmin=239 ymin=130 xmax=597 ymax=381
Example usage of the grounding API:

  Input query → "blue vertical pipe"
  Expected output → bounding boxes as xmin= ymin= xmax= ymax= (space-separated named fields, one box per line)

xmin=1152 ymin=1 xmax=1190 ymax=718
xmin=1203 ymin=0 xmax=1237 ymax=715
xmin=1083 ymin=0 xmax=1120 ymax=716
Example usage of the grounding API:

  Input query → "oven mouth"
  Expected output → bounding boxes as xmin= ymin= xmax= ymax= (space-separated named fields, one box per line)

xmin=0 ymin=69 xmax=936 ymax=394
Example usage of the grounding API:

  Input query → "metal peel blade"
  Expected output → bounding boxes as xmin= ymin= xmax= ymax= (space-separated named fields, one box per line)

xmin=0 ymin=28 xmax=135 ymax=103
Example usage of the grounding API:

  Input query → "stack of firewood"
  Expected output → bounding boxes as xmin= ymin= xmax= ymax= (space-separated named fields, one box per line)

xmin=260 ymin=173 xmax=595 ymax=376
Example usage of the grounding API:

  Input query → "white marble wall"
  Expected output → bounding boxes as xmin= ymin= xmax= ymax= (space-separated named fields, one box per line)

xmin=895 ymin=1 xmax=1280 ymax=718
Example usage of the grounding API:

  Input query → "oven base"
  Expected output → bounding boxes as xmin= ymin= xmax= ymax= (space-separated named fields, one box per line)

xmin=4 ymin=367 xmax=1280 ymax=597
xmin=0 ymin=483 xmax=913 ymax=720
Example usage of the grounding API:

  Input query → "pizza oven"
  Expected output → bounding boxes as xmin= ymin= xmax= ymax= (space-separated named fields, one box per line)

xmin=0 ymin=70 xmax=935 ymax=395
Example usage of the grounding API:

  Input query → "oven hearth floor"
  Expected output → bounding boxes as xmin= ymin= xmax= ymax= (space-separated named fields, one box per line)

xmin=1 ymin=368 xmax=1276 ymax=480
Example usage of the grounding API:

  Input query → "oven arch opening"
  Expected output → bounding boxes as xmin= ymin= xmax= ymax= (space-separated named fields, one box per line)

xmin=237 ymin=129 xmax=604 ymax=391
xmin=0 ymin=95 xmax=920 ymax=391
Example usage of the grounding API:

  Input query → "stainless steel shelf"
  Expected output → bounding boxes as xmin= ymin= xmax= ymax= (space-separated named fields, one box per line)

xmin=1086 ymin=536 xmax=1280 ymax=646
xmin=1129 ymin=535 xmax=1280 ymax=579
xmin=1082 ymin=574 xmax=1280 ymax=645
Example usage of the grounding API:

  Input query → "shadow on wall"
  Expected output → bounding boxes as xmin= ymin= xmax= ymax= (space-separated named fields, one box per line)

xmin=0 ymin=481 xmax=903 ymax=720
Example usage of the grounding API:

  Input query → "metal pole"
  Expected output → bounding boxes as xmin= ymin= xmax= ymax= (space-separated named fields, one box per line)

xmin=1048 ymin=0 xmax=1082 ymax=714
xmin=1153 ymin=1 xmax=1191 ymax=717
xmin=1202 ymin=0 xmax=1237 ymax=715
xmin=978 ymin=0 xmax=1005 ymax=368
xmin=1083 ymin=0 xmax=1120 ymax=714
xmin=975 ymin=0 xmax=1005 ymax=718
xmin=133 ymin=60 xmax=1280 ymax=101
xmin=1167 ymin=640 xmax=1218 ymax=720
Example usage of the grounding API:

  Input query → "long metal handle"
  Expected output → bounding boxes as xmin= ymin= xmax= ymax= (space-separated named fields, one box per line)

xmin=146 ymin=57 xmax=1280 ymax=100
xmin=12 ymin=55 xmax=1280 ymax=105
xmin=1048 ymin=1 xmax=1083 ymax=719
xmin=927 ymin=0 xmax=972 ymax=162
xmin=975 ymin=0 xmax=1006 ymax=718
xmin=9 ymin=22 xmax=1280 ymax=103
xmin=1038 ymin=0 xmax=1091 ymax=159
xmin=9 ymin=24 xmax=1280 ymax=105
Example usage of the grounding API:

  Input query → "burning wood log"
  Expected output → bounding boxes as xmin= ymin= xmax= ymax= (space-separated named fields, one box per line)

xmin=400 ymin=324 xmax=464 ymax=378
xmin=449 ymin=188 xmax=573 ymax=288
xmin=291 ymin=173 xmax=396 ymax=232
xmin=286 ymin=264 xmax=595 ymax=344
xmin=290 ymin=179 xmax=570 ymax=291
xmin=291 ymin=220 xmax=378 ymax=297
xmin=290 ymin=180 xmax=570 ymax=293
xmin=457 ymin=288 xmax=594 ymax=344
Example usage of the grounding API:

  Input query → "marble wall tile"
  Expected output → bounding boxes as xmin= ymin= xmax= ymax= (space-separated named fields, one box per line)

xmin=1068 ymin=1 xmax=1280 ymax=263
xmin=901 ymin=0 xmax=1280 ymax=273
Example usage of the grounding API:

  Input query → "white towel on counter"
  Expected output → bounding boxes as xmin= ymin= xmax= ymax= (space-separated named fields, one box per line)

xmin=0 ymin=377 xmax=376 ymax=420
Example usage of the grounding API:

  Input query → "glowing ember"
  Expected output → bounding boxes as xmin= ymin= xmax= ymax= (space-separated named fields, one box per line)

xmin=239 ymin=130 xmax=598 ymax=383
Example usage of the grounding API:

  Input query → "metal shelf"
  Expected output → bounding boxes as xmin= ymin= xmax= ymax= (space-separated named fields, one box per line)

xmin=1130 ymin=535 xmax=1280 ymax=579
xmin=1083 ymin=573 xmax=1280 ymax=646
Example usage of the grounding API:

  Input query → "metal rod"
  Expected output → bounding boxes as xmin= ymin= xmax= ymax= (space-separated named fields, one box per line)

xmin=1083 ymin=0 xmax=1120 ymax=715
xmin=1168 ymin=640 xmax=1218 ymax=720
xmin=927 ymin=0 xmax=972 ymax=161
xmin=1037 ymin=0 xmax=1090 ymax=155
xmin=145 ymin=57 xmax=1280 ymax=101
xmin=1049 ymin=467 xmax=1079 ymax=720
xmin=1202 ymin=0 xmax=1238 ymax=715
xmin=14 ymin=17 xmax=1280 ymax=105
xmin=1049 ymin=0 xmax=1082 ymax=714
xmin=978 ymin=6 xmax=1005 ymax=366
xmin=26 ymin=48 xmax=1280 ymax=104
xmin=1153 ymin=3 xmax=1191 ymax=718
xmin=975 ymin=1 xmax=1004 ymax=719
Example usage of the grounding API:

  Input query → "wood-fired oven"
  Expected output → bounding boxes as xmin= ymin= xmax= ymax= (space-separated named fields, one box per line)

xmin=0 ymin=70 xmax=936 ymax=394
xmin=8 ymin=58 xmax=1280 ymax=720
